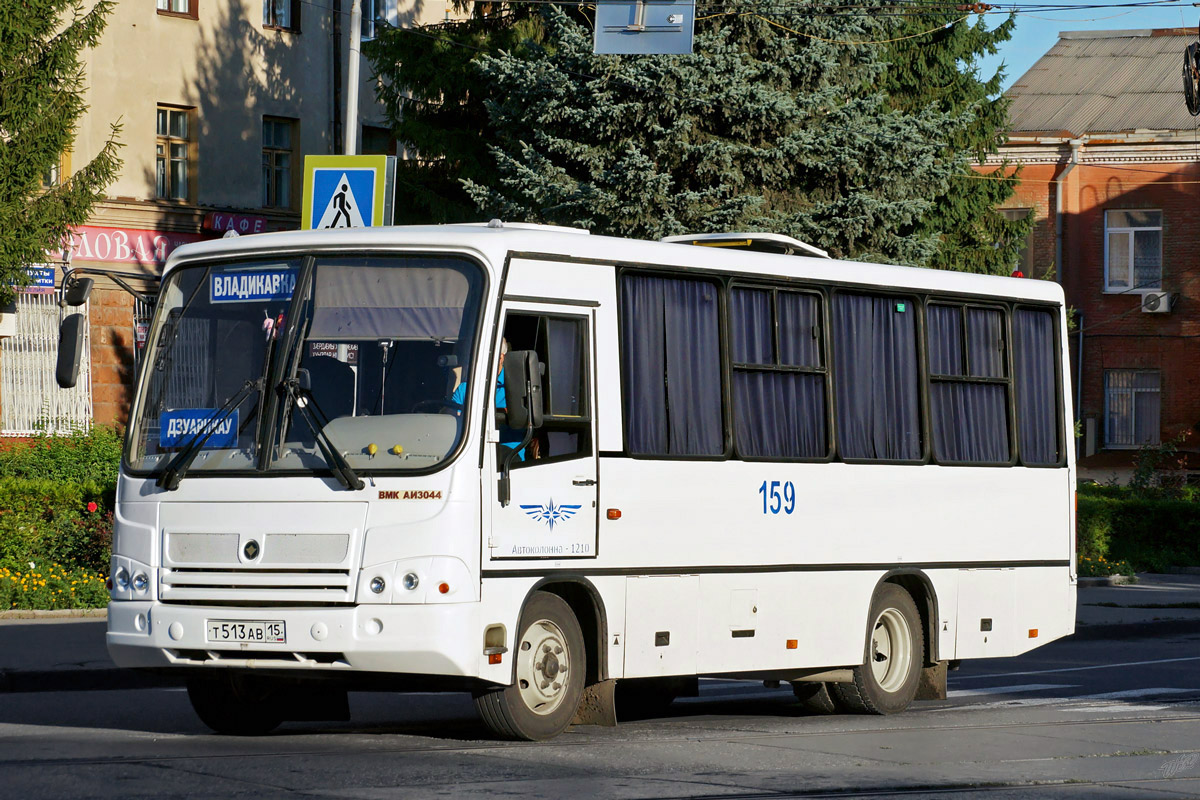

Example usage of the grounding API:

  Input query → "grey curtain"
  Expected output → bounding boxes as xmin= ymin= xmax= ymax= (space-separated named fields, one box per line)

xmin=309 ymin=263 xmax=471 ymax=340
xmin=729 ymin=288 xmax=826 ymax=459
xmin=833 ymin=294 xmax=920 ymax=460
xmin=1013 ymin=309 xmax=1059 ymax=464
xmin=928 ymin=304 xmax=1009 ymax=463
xmin=621 ymin=275 xmax=723 ymax=456
xmin=547 ymin=318 xmax=583 ymax=417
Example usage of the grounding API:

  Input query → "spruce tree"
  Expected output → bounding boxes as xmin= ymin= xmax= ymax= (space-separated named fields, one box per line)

xmin=882 ymin=6 xmax=1032 ymax=275
xmin=367 ymin=1 xmax=999 ymax=266
xmin=0 ymin=0 xmax=122 ymax=306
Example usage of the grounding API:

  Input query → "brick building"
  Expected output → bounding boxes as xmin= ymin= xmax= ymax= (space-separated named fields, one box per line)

xmin=0 ymin=1 xmax=446 ymax=436
xmin=994 ymin=28 xmax=1200 ymax=481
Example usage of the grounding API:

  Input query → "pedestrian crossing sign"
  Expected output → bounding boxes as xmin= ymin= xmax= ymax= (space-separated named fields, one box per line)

xmin=301 ymin=155 xmax=395 ymax=230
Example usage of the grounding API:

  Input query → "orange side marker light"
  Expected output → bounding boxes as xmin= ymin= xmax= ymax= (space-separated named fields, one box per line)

xmin=1028 ymin=629 xmax=1038 ymax=638
xmin=607 ymin=509 xmax=622 ymax=520
xmin=488 ymin=653 xmax=503 ymax=665
xmin=786 ymin=639 xmax=798 ymax=650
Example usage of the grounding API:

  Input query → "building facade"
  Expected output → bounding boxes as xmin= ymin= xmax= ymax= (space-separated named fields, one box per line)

xmin=0 ymin=0 xmax=445 ymax=435
xmin=994 ymin=28 xmax=1200 ymax=481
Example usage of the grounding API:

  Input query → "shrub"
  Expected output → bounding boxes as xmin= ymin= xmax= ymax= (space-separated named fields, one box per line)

xmin=1077 ymin=484 xmax=1200 ymax=573
xmin=0 ymin=425 xmax=123 ymax=484
xmin=0 ymin=479 xmax=113 ymax=575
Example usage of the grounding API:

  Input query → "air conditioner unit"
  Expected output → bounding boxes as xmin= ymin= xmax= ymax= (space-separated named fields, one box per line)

xmin=1141 ymin=291 xmax=1172 ymax=314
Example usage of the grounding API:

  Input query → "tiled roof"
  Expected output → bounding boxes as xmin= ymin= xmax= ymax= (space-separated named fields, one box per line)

xmin=1007 ymin=28 xmax=1200 ymax=135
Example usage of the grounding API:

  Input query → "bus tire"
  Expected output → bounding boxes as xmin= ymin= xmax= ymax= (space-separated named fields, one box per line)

xmin=474 ymin=591 xmax=586 ymax=740
xmin=791 ymin=681 xmax=843 ymax=714
xmin=186 ymin=673 xmax=283 ymax=735
xmin=833 ymin=583 xmax=923 ymax=715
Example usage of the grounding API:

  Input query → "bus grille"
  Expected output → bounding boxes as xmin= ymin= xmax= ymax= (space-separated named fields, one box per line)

xmin=159 ymin=567 xmax=354 ymax=605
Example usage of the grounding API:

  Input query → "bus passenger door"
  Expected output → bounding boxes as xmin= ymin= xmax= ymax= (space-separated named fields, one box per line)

xmin=488 ymin=305 xmax=598 ymax=560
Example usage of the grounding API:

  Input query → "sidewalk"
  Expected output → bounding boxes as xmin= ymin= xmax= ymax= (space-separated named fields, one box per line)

xmin=2 ymin=573 xmax=1199 ymax=693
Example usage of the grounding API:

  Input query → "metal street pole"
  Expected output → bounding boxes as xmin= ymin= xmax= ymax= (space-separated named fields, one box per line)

xmin=345 ymin=0 xmax=362 ymax=155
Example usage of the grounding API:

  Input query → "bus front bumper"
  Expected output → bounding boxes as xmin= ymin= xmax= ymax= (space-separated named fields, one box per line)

xmin=107 ymin=600 xmax=486 ymax=680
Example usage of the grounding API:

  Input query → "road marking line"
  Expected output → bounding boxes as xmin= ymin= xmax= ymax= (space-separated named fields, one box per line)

xmin=948 ymin=683 xmax=1076 ymax=697
xmin=956 ymin=655 xmax=1200 ymax=681
xmin=947 ymin=687 xmax=1199 ymax=710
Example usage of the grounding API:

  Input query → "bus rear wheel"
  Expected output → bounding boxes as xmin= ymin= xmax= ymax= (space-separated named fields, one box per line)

xmin=833 ymin=583 xmax=923 ymax=715
xmin=474 ymin=591 xmax=586 ymax=740
xmin=186 ymin=673 xmax=283 ymax=735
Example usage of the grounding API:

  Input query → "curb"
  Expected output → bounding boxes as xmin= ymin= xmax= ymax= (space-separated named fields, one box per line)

xmin=0 ymin=609 xmax=107 ymax=621
xmin=1071 ymin=618 xmax=1200 ymax=641
xmin=0 ymin=668 xmax=177 ymax=694
xmin=1078 ymin=575 xmax=1138 ymax=588
xmin=1165 ymin=566 xmax=1200 ymax=576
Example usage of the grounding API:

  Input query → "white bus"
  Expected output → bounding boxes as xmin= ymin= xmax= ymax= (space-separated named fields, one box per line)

xmin=81 ymin=222 xmax=1075 ymax=740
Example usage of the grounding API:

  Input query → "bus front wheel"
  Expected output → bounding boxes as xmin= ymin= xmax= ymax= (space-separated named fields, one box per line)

xmin=834 ymin=583 xmax=923 ymax=715
xmin=474 ymin=591 xmax=586 ymax=740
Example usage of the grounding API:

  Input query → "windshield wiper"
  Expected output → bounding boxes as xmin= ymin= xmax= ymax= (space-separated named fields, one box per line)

xmin=156 ymin=379 xmax=262 ymax=491
xmin=279 ymin=378 xmax=364 ymax=491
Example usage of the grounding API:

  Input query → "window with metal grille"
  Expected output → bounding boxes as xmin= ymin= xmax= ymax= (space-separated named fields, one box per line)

xmin=1105 ymin=210 xmax=1161 ymax=292
xmin=1 ymin=287 xmax=93 ymax=435
xmin=262 ymin=117 xmax=295 ymax=208
xmin=1104 ymin=369 xmax=1160 ymax=448
xmin=156 ymin=106 xmax=191 ymax=201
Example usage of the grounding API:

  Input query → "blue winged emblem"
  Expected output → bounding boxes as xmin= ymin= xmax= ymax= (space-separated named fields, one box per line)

xmin=519 ymin=498 xmax=583 ymax=531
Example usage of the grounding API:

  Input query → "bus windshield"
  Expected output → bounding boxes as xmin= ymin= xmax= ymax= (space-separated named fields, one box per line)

xmin=128 ymin=254 xmax=486 ymax=476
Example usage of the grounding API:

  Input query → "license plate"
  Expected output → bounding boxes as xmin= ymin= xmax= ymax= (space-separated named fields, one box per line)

xmin=206 ymin=620 xmax=286 ymax=644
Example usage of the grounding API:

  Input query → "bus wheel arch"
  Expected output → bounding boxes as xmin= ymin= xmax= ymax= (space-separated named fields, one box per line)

xmin=519 ymin=576 xmax=609 ymax=685
xmin=874 ymin=569 xmax=939 ymax=666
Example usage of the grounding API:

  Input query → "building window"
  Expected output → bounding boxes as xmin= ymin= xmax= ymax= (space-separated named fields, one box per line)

xmin=1001 ymin=207 xmax=1033 ymax=276
xmin=1 ymin=287 xmax=92 ymax=436
xmin=1105 ymin=210 xmax=1161 ymax=292
xmin=1104 ymin=369 xmax=1160 ymax=448
xmin=361 ymin=0 xmax=387 ymax=39
xmin=263 ymin=0 xmax=300 ymax=30
xmin=361 ymin=125 xmax=396 ymax=156
xmin=157 ymin=0 xmax=198 ymax=18
xmin=156 ymin=106 xmax=191 ymax=201
xmin=728 ymin=287 xmax=828 ymax=460
xmin=262 ymin=117 xmax=295 ymax=208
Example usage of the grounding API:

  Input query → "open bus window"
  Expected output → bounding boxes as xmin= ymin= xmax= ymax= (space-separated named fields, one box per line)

xmin=500 ymin=312 xmax=591 ymax=468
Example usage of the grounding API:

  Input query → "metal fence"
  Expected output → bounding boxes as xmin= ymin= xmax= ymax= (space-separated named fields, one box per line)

xmin=1 ymin=288 xmax=93 ymax=436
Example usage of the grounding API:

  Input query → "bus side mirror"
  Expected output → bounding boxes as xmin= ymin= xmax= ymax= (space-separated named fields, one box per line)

xmin=62 ymin=277 xmax=94 ymax=307
xmin=56 ymin=313 xmax=87 ymax=388
xmin=502 ymin=350 xmax=543 ymax=430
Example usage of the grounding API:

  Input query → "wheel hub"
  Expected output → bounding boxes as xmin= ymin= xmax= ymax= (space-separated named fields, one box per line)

xmin=517 ymin=619 xmax=571 ymax=716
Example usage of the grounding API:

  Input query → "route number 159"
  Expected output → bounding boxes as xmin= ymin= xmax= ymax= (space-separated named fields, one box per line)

xmin=758 ymin=480 xmax=796 ymax=515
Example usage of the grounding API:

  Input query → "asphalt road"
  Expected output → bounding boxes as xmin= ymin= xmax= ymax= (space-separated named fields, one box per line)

xmin=2 ymin=627 xmax=1199 ymax=799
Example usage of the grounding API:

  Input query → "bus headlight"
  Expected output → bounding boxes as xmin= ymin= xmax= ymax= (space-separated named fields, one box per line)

xmin=402 ymin=572 xmax=419 ymax=591
xmin=114 ymin=567 xmax=130 ymax=592
xmin=369 ymin=576 xmax=386 ymax=594
xmin=132 ymin=572 xmax=149 ymax=593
